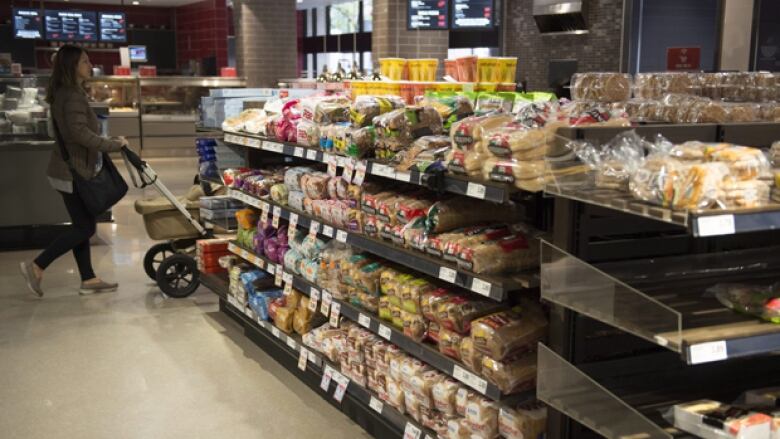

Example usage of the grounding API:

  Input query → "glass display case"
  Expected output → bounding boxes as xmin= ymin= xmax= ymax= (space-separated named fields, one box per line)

xmin=0 ymin=75 xmax=49 ymax=136
xmin=86 ymin=76 xmax=142 ymax=153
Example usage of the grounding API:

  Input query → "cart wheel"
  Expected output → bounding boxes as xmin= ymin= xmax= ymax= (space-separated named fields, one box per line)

xmin=155 ymin=254 xmax=200 ymax=298
xmin=143 ymin=243 xmax=175 ymax=280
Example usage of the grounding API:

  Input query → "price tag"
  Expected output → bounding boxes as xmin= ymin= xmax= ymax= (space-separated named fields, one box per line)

xmin=358 ymin=313 xmax=371 ymax=329
xmin=284 ymin=280 xmax=293 ymax=296
xmin=288 ymin=213 xmax=299 ymax=235
xmin=282 ymin=272 xmax=293 ymax=285
xmin=372 ymin=164 xmax=394 ymax=178
xmin=326 ymin=154 xmax=338 ymax=176
xmin=293 ymin=147 xmax=304 ymax=157
xmin=320 ymin=366 xmax=333 ymax=391
xmin=696 ymin=215 xmax=736 ymax=237
xmin=286 ymin=337 xmax=297 ymax=350
xmin=466 ymin=182 xmax=487 ymax=199
xmin=309 ymin=220 xmax=320 ymax=237
xmin=240 ymin=249 xmax=250 ymax=260
xmin=438 ymin=266 xmax=458 ymax=283
xmin=298 ymin=348 xmax=309 ymax=371
xmin=470 ymin=278 xmax=492 ymax=297
xmin=271 ymin=326 xmax=281 ymax=338
xmin=266 ymin=263 xmax=275 ymax=275
xmin=378 ymin=324 xmax=392 ymax=341
xmin=261 ymin=203 xmax=270 ymax=227
xmin=263 ymin=141 xmax=284 ymax=154
xmin=689 ymin=341 xmax=728 ymax=364
xmin=453 ymin=365 xmax=488 ymax=394
xmin=369 ymin=396 xmax=384 ymax=414
xmin=333 ymin=374 xmax=349 ymax=403
xmin=274 ymin=264 xmax=283 ymax=286
xmin=403 ymin=422 xmax=422 ymax=439
xmin=336 ymin=229 xmax=348 ymax=243
xmin=272 ymin=206 xmax=281 ymax=229
xmin=395 ymin=171 xmax=411 ymax=183
xmin=343 ymin=158 xmax=355 ymax=184
xmin=309 ymin=288 xmax=320 ymax=312
xmin=329 ymin=302 xmax=341 ymax=327
xmin=306 ymin=149 xmax=318 ymax=161
xmin=353 ymin=160 xmax=367 ymax=186
xmin=322 ymin=225 xmax=334 ymax=238
xmin=249 ymin=138 xmax=262 ymax=148
xmin=320 ymin=290 xmax=332 ymax=316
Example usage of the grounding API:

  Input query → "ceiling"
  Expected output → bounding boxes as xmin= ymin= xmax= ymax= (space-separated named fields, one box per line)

xmin=41 ymin=0 xmax=206 ymax=6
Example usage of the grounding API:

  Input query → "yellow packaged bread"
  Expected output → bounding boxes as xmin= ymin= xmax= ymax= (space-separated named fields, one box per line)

xmin=274 ymin=307 xmax=295 ymax=334
xmin=471 ymin=304 xmax=548 ymax=361
xmin=459 ymin=336 xmax=484 ymax=374
xmin=482 ymin=353 xmax=537 ymax=394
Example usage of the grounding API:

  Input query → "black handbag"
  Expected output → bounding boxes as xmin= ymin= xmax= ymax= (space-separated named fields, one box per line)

xmin=52 ymin=117 xmax=128 ymax=216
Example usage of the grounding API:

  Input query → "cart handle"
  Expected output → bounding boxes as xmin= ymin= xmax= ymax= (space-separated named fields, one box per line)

xmin=121 ymin=147 xmax=157 ymax=189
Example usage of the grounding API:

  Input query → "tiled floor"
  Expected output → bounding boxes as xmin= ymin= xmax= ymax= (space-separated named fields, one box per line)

xmin=0 ymin=158 xmax=370 ymax=439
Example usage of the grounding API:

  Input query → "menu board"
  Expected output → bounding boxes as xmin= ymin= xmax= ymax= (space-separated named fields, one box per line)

xmin=45 ymin=10 xmax=98 ymax=41
xmin=408 ymin=0 xmax=449 ymax=30
xmin=99 ymin=12 xmax=127 ymax=42
xmin=13 ymin=8 xmax=43 ymax=39
xmin=452 ymin=0 xmax=495 ymax=29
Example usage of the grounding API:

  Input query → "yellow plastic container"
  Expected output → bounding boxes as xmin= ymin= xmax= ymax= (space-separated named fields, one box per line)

xmin=379 ymin=58 xmax=407 ymax=81
xmin=418 ymin=59 xmax=439 ymax=81
xmin=476 ymin=82 xmax=498 ymax=93
xmin=499 ymin=57 xmax=518 ymax=83
xmin=477 ymin=58 xmax=499 ymax=83
xmin=408 ymin=60 xmax=420 ymax=81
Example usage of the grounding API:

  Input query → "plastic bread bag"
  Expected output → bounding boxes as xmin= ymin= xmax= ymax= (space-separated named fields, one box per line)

xmin=456 ymin=387 xmax=477 ymax=417
xmin=400 ymin=357 xmax=432 ymax=390
xmin=669 ymin=162 xmax=730 ymax=210
xmin=438 ymin=328 xmax=464 ymax=360
xmin=425 ymin=197 xmax=521 ymax=234
xmin=475 ymin=92 xmax=516 ymax=115
xmin=465 ymin=397 xmax=500 ymax=439
xmin=482 ymin=353 xmax=537 ymax=394
xmin=350 ymin=95 xmax=406 ymax=127
xmin=447 ymin=418 xmax=472 ymax=439
xmin=722 ymin=180 xmax=771 ymax=208
xmin=285 ymin=191 xmax=304 ymax=212
xmin=296 ymin=119 xmax=320 ymax=147
xmin=707 ymin=282 xmax=780 ymax=323
xmin=629 ymin=155 xmax=684 ymax=206
xmin=571 ymin=72 xmax=632 ymax=103
xmin=450 ymin=114 xmax=513 ymax=153
xmin=401 ymin=278 xmax=433 ymax=314
xmin=708 ymin=145 xmax=771 ymax=181
xmin=459 ymin=336 xmax=485 ymax=375
xmin=325 ymin=177 xmax=347 ymax=200
xmin=301 ymin=172 xmax=331 ymax=200
xmin=274 ymin=306 xmax=295 ymax=333
xmin=470 ymin=302 xmax=548 ymax=361
xmin=401 ymin=310 xmax=428 ymax=342
xmin=484 ymin=123 xmax=549 ymax=159
xmin=347 ymin=126 xmax=376 ymax=158
xmin=410 ymin=369 xmax=445 ymax=409
xmin=420 ymin=406 xmax=448 ymax=436
xmin=356 ymin=262 xmax=385 ymax=295
xmin=393 ymin=135 xmax=451 ymax=171
xmin=482 ymin=158 xmax=547 ymax=191
xmin=386 ymin=378 xmax=406 ymax=412
xmin=460 ymin=232 xmax=541 ymax=275
xmin=499 ymin=402 xmax=547 ymax=439
xmin=270 ymin=183 xmax=289 ymax=206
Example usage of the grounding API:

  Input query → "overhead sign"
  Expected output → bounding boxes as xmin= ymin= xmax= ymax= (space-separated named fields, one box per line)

xmin=452 ymin=0 xmax=494 ymax=29
xmin=45 ymin=10 xmax=98 ymax=41
xmin=13 ymin=9 xmax=43 ymax=39
xmin=666 ymin=47 xmax=701 ymax=71
xmin=408 ymin=0 xmax=449 ymax=30
xmin=99 ymin=12 xmax=127 ymax=42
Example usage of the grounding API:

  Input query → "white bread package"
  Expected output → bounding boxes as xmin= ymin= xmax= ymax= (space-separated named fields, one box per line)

xmin=465 ymin=397 xmax=499 ymax=439
xmin=432 ymin=378 xmax=462 ymax=416
xmin=499 ymin=403 xmax=548 ymax=439
xmin=673 ymin=400 xmax=772 ymax=439
xmin=447 ymin=418 xmax=472 ymax=439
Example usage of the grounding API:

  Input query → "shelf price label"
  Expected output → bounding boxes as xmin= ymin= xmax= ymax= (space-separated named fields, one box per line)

xmin=309 ymin=220 xmax=320 ymax=237
xmin=263 ymin=141 xmax=284 ymax=154
xmin=298 ymin=348 xmax=309 ymax=371
xmin=696 ymin=214 xmax=736 ymax=237
xmin=275 ymin=264 xmax=284 ymax=287
xmin=272 ymin=206 xmax=281 ymax=229
xmin=336 ymin=229 xmax=349 ymax=243
xmin=261 ymin=203 xmax=270 ymax=227
xmin=322 ymin=225 xmax=334 ymax=238
xmin=438 ymin=266 xmax=458 ymax=283
xmin=353 ymin=160 xmax=368 ymax=186
xmin=271 ymin=326 xmax=281 ymax=339
xmin=293 ymin=147 xmax=304 ymax=157
xmin=320 ymin=290 xmax=332 ymax=316
xmin=320 ymin=366 xmax=334 ymax=391
xmin=332 ymin=373 xmax=349 ymax=403
xmin=329 ymin=302 xmax=341 ymax=328
xmin=309 ymin=288 xmax=320 ymax=312
xmin=343 ymin=158 xmax=356 ymax=184
xmin=288 ymin=213 xmax=299 ymax=235
xmin=378 ymin=324 xmax=392 ymax=341
xmin=283 ymin=279 xmax=293 ymax=296
xmin=466 ymin=182 xmax=487 ymax=200
xmin=369 ymin=396 xmax=383 ymax=414
xmin=282 ymin=272 xmax=293 ymax=285
xmin=453 ymin=365 xmax=488 ymax=394
xmin=470 ymin=278 xmax=492 ymax=297
xmin=689 ymin=341 xmax=728 ymax=364
xmin=239 ymin=249 xmax=250 ymax=260
xmin=286 ymin=337 xmax=297 ymax=350
xmin=326 ymin=154 xmax=338 ymax=176
xmin=358 ymin=313 xmax=371 ymax=329
xmin=266 ymin=263 xmax=275 ymax=275
xmin=306 ymin=149 xmax=318 ymax=161
xmin=403 ymin=422 xmax=422 ymax=439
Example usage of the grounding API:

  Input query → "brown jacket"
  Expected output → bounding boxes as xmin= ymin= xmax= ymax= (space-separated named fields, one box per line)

xmin=47 ymin=85 xmax=123 ymax=181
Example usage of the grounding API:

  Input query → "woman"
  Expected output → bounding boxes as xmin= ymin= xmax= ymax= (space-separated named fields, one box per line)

xmin=20 ymin=45 xmax=129 ymax=297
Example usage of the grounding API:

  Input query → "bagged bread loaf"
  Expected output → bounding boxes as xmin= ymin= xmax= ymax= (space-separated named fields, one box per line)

xmin=471 ymin=303 xmax=548 ymax=361
xmin=421 ymin=289 xmax=452 ymax=322
xmin=283 ymin=167 xmax=312 ymax=193
xmin=386 ymin=378 xmax=406 ymax=412
xmin=426 ymin=197 xmax=521 ymax=234
xmin=447 ymin=418 xmax=472 ymax=439
xmin=274 ymin=306 xmax=295 ymax=333
xmin=499 ymin=403 xmax=548 ymax=439
xmin=436 ymin=295 xmax=505 ymax=334
xmin=448 ymin=114 xmax=513 ymax=175
xmin=409 ymin=369 xmax=445 ymax=409
xmin=708 ymin=145 xmax=771 ymax=181
xmin=402 ymin=310 xmax=428 ymax=342
xmin=438 ymin=328 xmax=465 ymax=360
xmin=456 ymin=387 xmax=477 ymax=416
xmin=482 ymin=353 xmax=537 ymax=394
xmin=350 ymin=95 xmax=406 ymax=127
xmin=458 ymin=233 xmax=540 ymax=275
xmin=459 ymin=337 xmax=485 ymax=374
xmin=296 ymin=119 xmax=320 ymax=147
xmin=465 ymin=397 xmax=499 ymax=439
xmin=432 ymin=378 xmax=461 ymax=416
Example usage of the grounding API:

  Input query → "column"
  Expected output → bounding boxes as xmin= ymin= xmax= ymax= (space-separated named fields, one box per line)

xmin=234 ymin=0 xmax=298 ymax=87
xmin=372 ymin=0 xmax=449 ymax=67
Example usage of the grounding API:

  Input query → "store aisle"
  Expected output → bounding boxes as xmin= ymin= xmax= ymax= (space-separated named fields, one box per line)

xmin=0 ymin=158 xmax=370 ymax=439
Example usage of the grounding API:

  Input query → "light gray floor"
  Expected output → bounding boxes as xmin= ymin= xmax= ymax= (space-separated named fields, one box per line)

xmin=0 ymin=158 xmax=370 ymax=439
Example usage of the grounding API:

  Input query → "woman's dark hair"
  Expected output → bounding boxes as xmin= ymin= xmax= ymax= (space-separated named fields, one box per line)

xmin=46 ymin=45 xmax=87 ymax=104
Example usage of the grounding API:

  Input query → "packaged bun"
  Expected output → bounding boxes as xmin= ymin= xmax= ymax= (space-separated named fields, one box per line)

xmin=432 ymin=378 xmax=461 ymax=416
xmin=708 ymin=145 xmax=770 ymax=181
xmin=447 ymin=418 xmax=472 ymax=439
xmin=386 ymin=378 xmax=406 ymax=412
xmin=456 ymin=387 xmax=477 ymax=416
xmin=410 ymin=370 xmax=445 ymax=409
xmin=465 ymin=397 xmax=499 ymax=439
xmin=482 ymin=353 xmax=537 ymax=394
xmin=499 ymin=403 xmax=548 ymax=439
xmin=671 ymin=162 xmax=731 ymax=210
xmin=471 ymin=305 xmax=548 ymax=361
xmin=459 ymin=337 xmax=485 ymax=374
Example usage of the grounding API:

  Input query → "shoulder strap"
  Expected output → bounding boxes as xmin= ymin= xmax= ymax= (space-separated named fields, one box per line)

xmin=51 ymin=113 xmax=71 ymax=164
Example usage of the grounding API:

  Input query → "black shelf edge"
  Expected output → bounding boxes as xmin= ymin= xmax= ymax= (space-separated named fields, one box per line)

xmin=222 ymin=131 xmax=517 ymax=203
xmin=215 ymin=287 xmax=433 ymax=439
xmin=200 ymin=272 xmax=228 ymax=299
xmin=227 ymin=188 xmax=536 ymax=300
xmin=227 ymin=241 xmax=535 ymax=404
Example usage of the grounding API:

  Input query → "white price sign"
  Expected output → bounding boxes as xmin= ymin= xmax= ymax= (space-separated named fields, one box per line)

xmin=343 ymin=158 xmax=355 ymax=184
xmin=288 ymin=213 xmax=299 ymax=235
xmin=453 ymin=365 xmax=488 ymax=394
xmin=309 ymin=288 xmax=320 ymax=312
xmin=309 ymin=220 xmax=320 ymax=237
xmin=336 ymin=229 xmax=348 ymax=243
xmin=395 ymin=171 xmax=411 ymax=183
xmin=261 ymin=203 xmax=270 ymax=227
xmin=320 ymin=366 xmax=333 ymax=391
xmin=438 ymin=266 xmax=458 ymax=283
xmin=294 ymin=147 xmax=304 ymax=157
xmin=358 ymin=313 xmax=371 ymax=329
xmin=403 ymin=422 xmax=422 ymax=439
xmin=283 ymin=280 xmax=293 ymax=296
xmin=306 ymin=149 xmax=318 ymax=160
xmin=272 ymin=206 xmax=281 ymax=228
xmin=298 ymin=348 xmax=309 ymax=371
xmin=470 ymin=278 xmax=492 ymax=297
xmin=248 ymin=138 xmax=261 ymax=148
xmin=696 ymin=215 xmax=736 ymax=237
xmin=333 ymin=373 xmax=349 ymax=403
xmin=274 ymin=264 xmax=283 ymax=287
xmin=353 ymin=161 xmax=367 ymax=186
xmin=271 ymin=326 xmax=281 ymax=338
xmin=326 ymin=154 xmax=338 ymax=176
xmin=329 ymin=302 xmax=341 ymax=327
xmin=266 ymin=263 xmax=275 ymax=275
xmin=369 ymin=396 xmax=384 ymax=414
xmin=320 ymin=290 xmax=332 ymax=316
xmin=466 ymin=182 xmax=487 ymax=199
xmin=378 ymin=324 xmax=392 ymax=341
xmin=689 ymin=341 xmax=728 ymax=364
xmin=286 ymin=337 xmax=297 ymax=350
xmin=282 ymin=272 xmax=293 ymax=285
xmin=322 ymin=225 xmax=334 ymax=238
xmin=263 ymin=141 xmax=284 ymax=153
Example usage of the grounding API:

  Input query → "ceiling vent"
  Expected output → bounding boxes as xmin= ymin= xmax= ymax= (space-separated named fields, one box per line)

xmin=533 ymin=0 xmax=589 ymax=35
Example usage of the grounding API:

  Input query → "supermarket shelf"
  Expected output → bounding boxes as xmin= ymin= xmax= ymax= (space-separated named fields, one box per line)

xmin=545 ymin=184 xmax=780 ymax=237
xmin=227 ymin=188 xmax=536 ymax=300
xmin=210 ymin=278 xmax=434 ymax=439
xmin=541 ymin=240 xmax=780 ymax=365
xmin=227 ymin=241 xmax=534 ymax=403
xmin=222 ymin=131 xmax=517 ymax=203
xmin=200 ymin=272 xmax=228 ymax=299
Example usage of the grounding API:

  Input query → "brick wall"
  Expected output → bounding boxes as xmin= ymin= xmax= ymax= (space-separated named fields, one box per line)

xmin=234 ymin=0 xmax=298 ymax=87
xmin=505 ymin=0 xmax=624 ymax=91
xmin=175 ymin=0 xmax=229 ymax=69
xmin=372 ymin=0 xmax=449 ymax=67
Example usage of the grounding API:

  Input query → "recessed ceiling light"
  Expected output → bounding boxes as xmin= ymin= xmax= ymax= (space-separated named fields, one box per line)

xmin=132 ymin=1 xmax=139 ymax=4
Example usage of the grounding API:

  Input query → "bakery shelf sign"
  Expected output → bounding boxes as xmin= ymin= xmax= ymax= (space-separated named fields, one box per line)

xmin=667 ymin=47 xmax=701 ymax=71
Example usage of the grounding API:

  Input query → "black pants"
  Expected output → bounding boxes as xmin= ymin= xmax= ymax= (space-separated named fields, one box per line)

xmin=35 ymin=191 xmax=97 ymax=282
